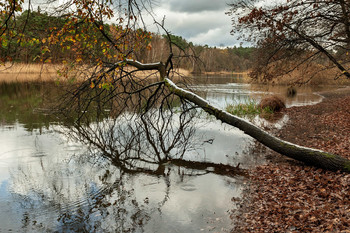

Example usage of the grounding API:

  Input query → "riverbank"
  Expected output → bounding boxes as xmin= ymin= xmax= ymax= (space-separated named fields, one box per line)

xmin=232 ymin=87 xmax=350 ymax=232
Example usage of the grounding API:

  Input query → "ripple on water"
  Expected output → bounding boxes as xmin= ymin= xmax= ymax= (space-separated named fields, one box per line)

xmin=180 ymin=183 xmax=197 ymax=192
xmin=63 ymin=145 xmax=85 ymax=153
xmin=8 ymin=165 xmax=118 ymax=223
xmin=0 ymin=148 xmax=34 ymax=167
xmin=31 ymin=151 xmax=47 ymax=158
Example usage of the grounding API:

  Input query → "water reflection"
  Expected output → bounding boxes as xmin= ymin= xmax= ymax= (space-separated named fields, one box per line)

xmin=0 ymin=78 xmax=250 ymax=232
xmin=0 ymin=77 xmax=335 ymax=232
xmin=0 ymin=123 xmax=243 ymax=232
xmin=190 ymin=75 xmax=331 ymax=109
xmin=0 ymin=82 xmax=58 ymax=130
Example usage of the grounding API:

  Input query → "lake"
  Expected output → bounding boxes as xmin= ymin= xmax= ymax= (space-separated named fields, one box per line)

xmin=0 ymin=76 xmax=330 ymax=232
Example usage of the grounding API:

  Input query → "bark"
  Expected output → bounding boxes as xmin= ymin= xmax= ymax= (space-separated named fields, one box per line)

xmin=164 ymin=78 xmax=350 ymax=173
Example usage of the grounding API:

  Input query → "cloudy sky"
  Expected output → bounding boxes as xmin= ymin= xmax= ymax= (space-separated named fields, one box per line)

xmin=30 ymin=0 xmax=241 ymax=47
xmin=142 ymin=0 xmax=241 ymax=47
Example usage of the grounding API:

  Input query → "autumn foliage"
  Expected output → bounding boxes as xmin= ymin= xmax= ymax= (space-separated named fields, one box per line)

xmin=227 ymin=0 xmax=350 ymax=82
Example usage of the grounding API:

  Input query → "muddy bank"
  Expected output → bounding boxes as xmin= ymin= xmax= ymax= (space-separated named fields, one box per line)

xmin=232 ymin=86 xmax=350 ymax=232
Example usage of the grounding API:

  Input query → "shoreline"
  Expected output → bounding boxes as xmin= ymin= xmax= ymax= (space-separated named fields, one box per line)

xmin=0 ymin=62 xmax=249 ymax=78
xmin=2 ymin=63 xmax=350 ymax=86
xmin=232 ymin=87 xmax=350 ymax=232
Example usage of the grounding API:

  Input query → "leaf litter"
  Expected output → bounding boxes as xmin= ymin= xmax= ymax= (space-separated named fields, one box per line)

xmin=232 ymin=89 xmax=350 ymax=232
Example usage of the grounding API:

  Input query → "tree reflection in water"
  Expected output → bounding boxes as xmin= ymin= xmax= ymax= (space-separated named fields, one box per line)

xmin=28 ymin=70 xmax=246 ymax=231
xmin=0 ymin=79 xmax=253 ymax=232
xmin=8 ymin=106 xmax=246 ymax=232
xmin=59 ymin=70 xmax=247 ymax=176
xmin=10 ymin=147 xmax=245 ymax=232
xmin=10 ymin=151 xmax=166 ymax=232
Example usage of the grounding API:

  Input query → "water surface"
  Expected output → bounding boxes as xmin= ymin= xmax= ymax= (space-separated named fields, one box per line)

xmin=0 ymin=76 xmax=332 ymax=232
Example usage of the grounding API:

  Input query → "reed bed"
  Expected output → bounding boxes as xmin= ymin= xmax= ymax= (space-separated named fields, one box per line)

xmin=0 ymin=63 xmax=191 ymax=83
xmin=249 ymin=62 xmax=350 ymax=86
xmin=0 ymin=63 xmax=62 ymax=83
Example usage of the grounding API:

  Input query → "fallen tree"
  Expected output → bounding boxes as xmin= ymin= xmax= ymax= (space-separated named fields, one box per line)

xmin=119 ymin=58 xmax=350 ymax=173
xmin=4 ymin=0 xmax=347 ymax=173
xmin=165 ymin=78 xmax=350 ymax=172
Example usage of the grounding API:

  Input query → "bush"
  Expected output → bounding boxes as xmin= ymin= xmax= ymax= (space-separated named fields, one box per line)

xmin=258 ymin=96 xmax=285 ymax=112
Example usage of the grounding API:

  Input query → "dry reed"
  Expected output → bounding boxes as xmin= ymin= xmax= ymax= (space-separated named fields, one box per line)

xmin=0 ymin=63 xmax=62 ymax=83
xmin=250 ymin=62 xmax=350 ymax=86
xmin=0 ymin=63 xmax=191 ymax=83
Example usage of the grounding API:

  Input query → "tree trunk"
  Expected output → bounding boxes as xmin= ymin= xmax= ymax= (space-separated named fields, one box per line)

xmin=164 ymin=78 xmax=350 ymax=173
xmin=122 ymin=59 xmax=350 ymax=172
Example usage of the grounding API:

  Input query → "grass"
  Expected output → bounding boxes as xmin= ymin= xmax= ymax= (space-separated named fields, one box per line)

xmin=225 ymin=99 xmax=274 ymax=118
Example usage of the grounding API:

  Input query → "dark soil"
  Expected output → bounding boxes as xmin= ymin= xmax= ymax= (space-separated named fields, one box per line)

xmin=232 ymin=87 xmax=350 ymax=232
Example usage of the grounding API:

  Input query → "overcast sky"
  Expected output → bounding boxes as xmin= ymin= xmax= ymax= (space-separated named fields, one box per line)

xmin=143 ymin=0 xmax=242 ymax=47
xmin=30 ymin=0 xmax=241 ymax=47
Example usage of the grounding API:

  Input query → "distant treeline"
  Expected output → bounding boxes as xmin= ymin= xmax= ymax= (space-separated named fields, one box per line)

xmin=1 ymin=10 xmax=255 ymax=73
xmin=138 ymin=34 xmax=256 ymax=73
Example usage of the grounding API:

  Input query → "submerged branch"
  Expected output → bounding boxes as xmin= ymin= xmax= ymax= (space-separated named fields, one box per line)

xmin=108 ymin=157 xmax=247 ymax=177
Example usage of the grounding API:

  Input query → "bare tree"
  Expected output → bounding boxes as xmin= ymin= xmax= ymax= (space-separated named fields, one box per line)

xmin=227 ymin=0 xmax=350 ymax=83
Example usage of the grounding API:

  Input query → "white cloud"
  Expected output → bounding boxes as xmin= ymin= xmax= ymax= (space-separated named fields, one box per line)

xmin=189 ymin=27 xmax=232 ymax=47
xmin=142 ymin=0 xmax=242 ymax=47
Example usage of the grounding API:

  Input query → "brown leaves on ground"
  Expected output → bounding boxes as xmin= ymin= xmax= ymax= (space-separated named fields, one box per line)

xmin=234 ymin=165 xmax=350 ymax=232
xmin=277 ymin=93 xmax=350 ymax=158
xmin=232 ymin=89 xmax=350 ymax=232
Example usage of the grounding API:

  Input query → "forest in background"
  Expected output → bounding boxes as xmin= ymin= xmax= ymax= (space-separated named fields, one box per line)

xmin=0 ymin=9 xmax=255 ymax=73
xmin=2 ymin=4 xmax=349 ymax=86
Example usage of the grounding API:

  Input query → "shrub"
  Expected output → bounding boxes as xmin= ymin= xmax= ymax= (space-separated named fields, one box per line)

xmin=258 ymin=95 xmax=285 ymax=112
